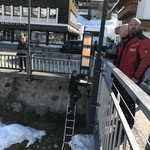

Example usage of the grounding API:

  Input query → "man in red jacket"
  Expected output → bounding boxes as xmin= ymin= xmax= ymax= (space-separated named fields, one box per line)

xmin=115 ymin=18 xmax=150 ymax=128
xmin=118 ymin=18 xmax=150 ymax=83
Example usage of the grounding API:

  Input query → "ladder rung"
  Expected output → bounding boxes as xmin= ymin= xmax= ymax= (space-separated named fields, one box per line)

xmin=67 ymin=119 xmax=74 ymax=122
xmin=65 ymin=134 xmax=72 ymax=137
xmin=67 ymin=112 xmax=75 ymax=115
xmin=64 ymin=142 xmax=69 ymax=144
xmin=66 ymin=127 xmax=73 ymax=129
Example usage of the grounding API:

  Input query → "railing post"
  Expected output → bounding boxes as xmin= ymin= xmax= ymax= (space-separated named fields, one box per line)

xmin=89 ymin=0 xmax=109 ymax=132
xmin=27 ymin=0 xmax=32 ymax=79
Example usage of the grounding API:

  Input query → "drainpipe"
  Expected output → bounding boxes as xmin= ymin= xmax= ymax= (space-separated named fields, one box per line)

xmin=27 ymin=0 xmax=31 ymax=79
xmin=89 ymin=0 xmax=109 ymax=132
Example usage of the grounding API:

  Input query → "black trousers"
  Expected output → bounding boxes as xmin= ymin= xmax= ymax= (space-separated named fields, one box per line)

xmin=19 ymin=57 xmax=26 ymax=70
xmin=112 ymin=78 xmax=135 ymax=128
xmin=17 ymin=53 xmax=26 ymax=70
xmin=69 ymin=89 xmax=82 ymax=107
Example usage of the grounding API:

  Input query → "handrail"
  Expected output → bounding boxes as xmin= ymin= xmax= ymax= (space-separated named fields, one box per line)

xmin=104 ymin=59 xmax=150 ymax=121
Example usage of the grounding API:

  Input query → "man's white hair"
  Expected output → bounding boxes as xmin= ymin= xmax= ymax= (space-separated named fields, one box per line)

xmin=129 ymin=18 xmax=141 ymax=25
xmin=121 ymin=24 xmax=128 ymax=31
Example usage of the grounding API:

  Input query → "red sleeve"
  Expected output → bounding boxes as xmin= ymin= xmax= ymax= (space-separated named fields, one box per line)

xmin=134 ymin=38 xmax=150 ymax=80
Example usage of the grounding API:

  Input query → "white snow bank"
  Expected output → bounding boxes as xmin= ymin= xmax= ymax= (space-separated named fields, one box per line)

xmin=68 ymin=134 xmax=95 ymax=150
xmin=0 ymin=121 xmax=46 ymax=150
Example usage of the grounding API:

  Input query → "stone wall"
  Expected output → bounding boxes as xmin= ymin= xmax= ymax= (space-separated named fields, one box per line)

xmin=0 ymin=76 xmax=90 ymax=117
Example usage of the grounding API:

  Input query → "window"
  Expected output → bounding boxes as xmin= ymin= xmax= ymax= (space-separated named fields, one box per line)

xmin=32 ymin=31 xmax=46 ymax=44
xmin=50 ymin=8 xmax=56 ymax=19
xmin=5 ymin=6 xmax=11 ymax=16
xmin=40 ymin=8 xmax=47 ymax=18
xmin=49 ymin=32 xmax=64 ymax=44
xmin=31 ymin=7 xmax=38 ymax=18
xmin=14 ymin=6 xmax=20 ymax=16
xmin=22 ymin=7 xmax=28 ymax=17
xmin=0 ymin=5 xmax=2 ymax=15
xmin=14 ymin=30 xmax=28 ymax=41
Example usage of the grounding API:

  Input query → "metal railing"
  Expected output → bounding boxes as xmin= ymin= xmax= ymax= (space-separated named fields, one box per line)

xmin=94 ymin=59 xmax=150 ymax=150
xmin=0 ymin=51 xmax=81 ymax=74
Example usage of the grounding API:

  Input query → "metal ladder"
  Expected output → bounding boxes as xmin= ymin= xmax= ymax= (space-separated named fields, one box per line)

xmin=61 ymin=96 xmax=77 ymax=150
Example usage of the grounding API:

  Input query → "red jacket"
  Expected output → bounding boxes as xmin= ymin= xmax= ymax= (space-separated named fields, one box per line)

xmin=117 ymin=31 xmax=150 ymax=82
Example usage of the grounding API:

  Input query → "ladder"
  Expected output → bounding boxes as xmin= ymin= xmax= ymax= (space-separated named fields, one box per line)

xmin=62 ymin=96 xmax=77 ymax=150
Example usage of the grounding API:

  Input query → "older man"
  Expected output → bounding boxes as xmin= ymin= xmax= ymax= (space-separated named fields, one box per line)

xmin=115 ymin=18 xmax=150 ymax=128
xmin=118 ymin=18 xmax=150 ymax=83
xmin=119 ymin=24 xmax=128 ymax=40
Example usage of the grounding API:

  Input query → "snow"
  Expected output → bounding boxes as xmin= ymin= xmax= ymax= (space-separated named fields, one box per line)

xmin=0 ymin=121 xmax=46 ymax=150
xmin=78 ymin=13 xmax=119 ymax=41
xmin=68 ymin=134 xmax=95 ymax=150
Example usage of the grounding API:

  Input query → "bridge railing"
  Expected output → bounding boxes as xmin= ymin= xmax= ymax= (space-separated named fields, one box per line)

xmin=0 ymin=51 xmax=81 ymax=74
xmin=94 ymin=59 xmax=150 ymax=150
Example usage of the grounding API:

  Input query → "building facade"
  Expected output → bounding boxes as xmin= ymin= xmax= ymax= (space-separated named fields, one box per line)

xmin=0 ymin=0 xmax=79 ymax=45
xmin=111 ymin=0 xmax=150 ymax=38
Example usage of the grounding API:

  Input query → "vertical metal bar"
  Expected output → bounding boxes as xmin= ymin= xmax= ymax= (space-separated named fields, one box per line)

xmin=53 ymin=61 xmax=55 ymax=72
xmin=116 ymin=123 xmax=123 ymax=150
xmin=65 ymin=62 xmax=66 ymax=73
xmin=112 ymin=115 xmax=119 ymax=149
xmin=57 ymin=61 xmax=59 ymax=72
xmin=89 ymin=0 xmax=109 ymax=131
xmin=27 ymin=0 xmax=31 ymax=77
xmin=0 ymin=55 xmax=2 ymax=67
xmin=12 ymin=56 xmax=13 ymax=68
xmin=8 ymin=56 xmax=10 ymax=68
xmin=42 ymin=59 xmax=44 ymax=71
xmin=105 ymin=99 xmax=114 ymax=150
xmin=123 ymin=134 xmax=127 ymax=150
xmin=49 ymin=60 xmax=51 ymax=72
xmin=61 ymin=61 xmax=63 ymax=73
xmin=4 ymin=55 xmax=6 ymax=68
xmin=68 ymin=62 xmax=70 ymax=73
xmin=103 ymin=96 xmax=112 ymax=150
xmin=72 ymin=62 xmax=74 ymax=72
xmin=46 ymin=60 xmax=48 ymax=72
xmin=108 ymin=108 xmax=117 ymax=150
xmin=76 ymin=62 xmax=78 ymax=72
xmin=38 ymin=59 xmax=40 ymax=71
xmin=15 ymin=56 xmax=17 ymax=69
xmin=31 ymin=57 xmax=33 ymax=72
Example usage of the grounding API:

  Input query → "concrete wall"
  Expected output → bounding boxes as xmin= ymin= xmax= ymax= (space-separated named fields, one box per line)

xmin=0 ymin=76 xmax=90 ymax=116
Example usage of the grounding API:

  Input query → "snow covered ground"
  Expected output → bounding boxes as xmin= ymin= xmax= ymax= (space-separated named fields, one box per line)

xmin=69 ymin=134 xmax=95 ymax=150
xmin=0 ymin=121 xmax=46 ymax=150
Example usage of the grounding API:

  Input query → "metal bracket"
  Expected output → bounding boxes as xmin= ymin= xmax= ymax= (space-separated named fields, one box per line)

xmin=91 ymin=103 xmax=101 ymax=108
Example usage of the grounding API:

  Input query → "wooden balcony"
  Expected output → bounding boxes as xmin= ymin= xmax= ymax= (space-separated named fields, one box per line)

xmin=118 ymin=3 xmax=137 ymax=20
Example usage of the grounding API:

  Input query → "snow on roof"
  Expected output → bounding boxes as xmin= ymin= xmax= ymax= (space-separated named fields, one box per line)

xmin=78 ymin=13 xmax=119 ymax=40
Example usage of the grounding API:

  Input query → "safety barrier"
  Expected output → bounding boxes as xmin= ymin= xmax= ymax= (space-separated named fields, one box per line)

xmin=0 ymin=51 xmax=81 ymax=74
xmin=94 ymin=59 xmax=150 ymax=150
